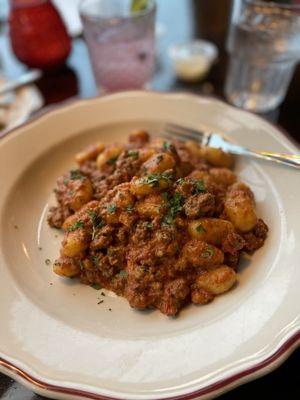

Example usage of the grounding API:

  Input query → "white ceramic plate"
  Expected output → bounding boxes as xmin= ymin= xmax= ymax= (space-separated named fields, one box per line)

xmin=0 ymin=92 xmax=299 ymax=400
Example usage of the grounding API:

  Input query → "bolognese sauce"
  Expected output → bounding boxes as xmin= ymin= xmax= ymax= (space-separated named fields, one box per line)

xmin=48 ymin=131 xmax=268 ymax=316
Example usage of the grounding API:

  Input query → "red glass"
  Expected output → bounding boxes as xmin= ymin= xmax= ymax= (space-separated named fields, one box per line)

xmin=9 ymin=0 xmax=71 ymax=70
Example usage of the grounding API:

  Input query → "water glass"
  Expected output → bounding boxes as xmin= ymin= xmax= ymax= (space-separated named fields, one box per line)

xmin=225 ymin=0 xmax=300 ymax=112
xmin=80 ymin=0 xmax=156 ymax=92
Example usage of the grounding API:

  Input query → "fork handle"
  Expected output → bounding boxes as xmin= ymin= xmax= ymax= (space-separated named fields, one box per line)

xmin=233 ymin=147 xmax=300 ymax=169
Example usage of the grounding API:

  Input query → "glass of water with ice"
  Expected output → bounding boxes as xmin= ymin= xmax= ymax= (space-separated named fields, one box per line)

xmin=80 ymin=0 xmax=156 ymax=92
xmin=225 ymin=0 xmax=300 ymax=112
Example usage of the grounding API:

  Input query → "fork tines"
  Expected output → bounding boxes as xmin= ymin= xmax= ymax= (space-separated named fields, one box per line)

xmin=164 ymin=123 xmax=206 ymax=144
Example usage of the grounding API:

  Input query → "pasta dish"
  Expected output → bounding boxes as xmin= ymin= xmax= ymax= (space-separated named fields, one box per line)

xmin=48 ymin=131 xmax=268 ymax=316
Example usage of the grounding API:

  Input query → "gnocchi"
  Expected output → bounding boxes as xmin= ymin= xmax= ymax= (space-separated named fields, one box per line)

xmin=142 ymin=152 xmax=175 ymax=174
xmin=53 ymin=257 xmax=80 ymax=277
xmin=69 ymin=178 xmax=93 ymax=211
xmin=136 ymin=193 xmax=168 ymax=217
xmin=75 ymin=142 xmax=104 ymax=164
xmin=194 ymin=265 xmax=237 ymax=295
xmin=188 ymin=218 xmax=234 ymax=245
xmin=225 ymin=182 xmax=257 ymax=232
xmin=48 ymin=131 xmax=268 ymax=316
xmin=130 ymin=172 xmax=172 ymax=197
xmin=61 ymin=229 xmax=89 ymax=257
xmin=200 ymin=146 xmax=234 ymax=168
xmin=96 ymin=144 xmax=124 ymax=170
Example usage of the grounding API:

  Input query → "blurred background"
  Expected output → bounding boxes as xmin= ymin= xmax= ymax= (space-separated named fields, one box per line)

xmin=0 ymin=0 xmax=299 ymax=140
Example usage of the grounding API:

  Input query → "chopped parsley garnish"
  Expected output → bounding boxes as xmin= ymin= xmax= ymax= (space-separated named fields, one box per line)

xmin=141 ymin=265 xmax=150 ymax=273
xmin=107 ymin=156 xmax=118 ymax=165
xmin=163 ymin=141 xmax=172 ymax=151
xmin=118 ymin=270 xmax=128 ymax=279
xmin=108 ymin=248 xmax=117 ymax=257
xmin=162 ymin=214 xmax=174 ymax=225
xmin=126 ymin=204 xmax=134 ymax=212
xmin=91 ymin=283 xmax=101 ymax=290
xmin=159 ymin=202 xmax=167 ymax=211
xmin=194 ymin=179 xmax=206 ymax=193
xmin=63 ymin=177 xmax=69 ymax=185
xmin=170 ymin=193 xmax=184 ymax=214
xmin=161 ymin=192 xmax=169 ymax=200
xmin=174 ymin=243 xmax=180 ymax=253
xmin=107 ymin=203 xmax=117 ymax=214
xmin=143 ymin=221 xmax=153 ymax=230
xmin=70 ymin=169 xmax=84 ymax=180
xmin=143 ymin=173 xmax=160 ymax=187
xmin=196 ymin=224 xmax=206 ymax=234
xmin=45 ymin=258 xmax=51 ymax=265
xmin=127 ymin=150 xmax=139 ymax=159
xmin=88 ymin=210 xmax=104 ymax=227
xmin=176 ymin=177 xmax=185 ymax=185
xmin=78 ymin=260 xmax=85 ymax=270
xmin=91 ymin=255 xmax=99 ymax=268
xmin=202 ymin=245 xmax=214 ymax=258
xmin=88 ymin=210 xmax=104 ymax=239
xmin=156 ymin=154 xmax=163 ymax=164
xmin=67 ymin=220 xmax=84 ymax=232
xmin=162 ymin=192 xmax=185 ymax=225
xmin=98 ymin=300 xmax=104 ymax=304
xmin=143 ymin=171 xmax=173 ymax=187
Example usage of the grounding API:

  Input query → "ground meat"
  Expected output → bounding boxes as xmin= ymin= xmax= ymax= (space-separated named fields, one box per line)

xmin=175 ymin=142 xmax=201 ymax=168
xmin=191 ymin=287 xmax=214 ymax=305
xmin=224 ymin=252 xmax=240 ymax=269
xmin=175 ymin=177 xmax=196 ymax=197
xmin=47 ymin=205 xmax=71 ymax=229
xmin=243 ymin=219 xmax=269 ymax=253
xmin=113 ymin=154 xmax=143 ymax=182
xmin=129 ymin=130 xmax=150 ymax=147
xmin=127 ymin=242 xmax=155 ymax=268
xmin=107 ymin=245 xmax=125 ymax=267
xmin=47 ymin=171 xmax=93 ymax=227
xmin=90 ymin=225 xmax=115 ymax=250
xmin=222 ymin=232 xmax=245 ymax=255
xmin=125 ymin=280 xmax=151 ymax=309
xmin=78 ymin=153 xmax=143 ymax=200
xmin=183 ymin=193 xmax=215 ymax=218
xmin=115 ymin=226 xmax=130 ymax=244
xmin=48 ymin=133 xmax=268 ymax=316
xmin=243 ymin=234 xmax=266 ymax=253
xmin=157 ymin=278 xmax=190 ymax=316
xmin=253 ymin=218 xmax=269 ymax=238
xmin=79 ymin=161 xmax=109 ymax=198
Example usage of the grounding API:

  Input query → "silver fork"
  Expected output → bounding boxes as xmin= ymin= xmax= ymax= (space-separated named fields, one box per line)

xmin=164 ymin=123 xmax=300 ymax=170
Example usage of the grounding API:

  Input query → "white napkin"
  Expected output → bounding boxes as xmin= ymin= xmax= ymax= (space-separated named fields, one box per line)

xmin=0 ymin=75 xmax=43 ymax=131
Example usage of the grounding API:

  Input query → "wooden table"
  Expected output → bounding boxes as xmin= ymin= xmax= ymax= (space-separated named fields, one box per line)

xmin=0 ymin=0 xmax=299 ymax=399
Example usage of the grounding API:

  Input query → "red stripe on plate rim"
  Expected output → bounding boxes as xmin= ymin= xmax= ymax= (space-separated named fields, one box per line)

xmin=0 ymin=331 xmax=299 ymax=400
xmin=0 ymin=91 xmax=299 ymax=398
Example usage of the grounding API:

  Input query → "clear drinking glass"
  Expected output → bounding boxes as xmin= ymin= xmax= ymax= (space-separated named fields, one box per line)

xmin=225 ymin=0 xmax=300 ymax=112
xmin=80 ymin=0 xmax=156 ymax=92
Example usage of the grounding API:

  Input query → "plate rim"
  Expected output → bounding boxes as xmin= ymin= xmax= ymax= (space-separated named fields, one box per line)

xmin=1 ymin=90 xmax=299 ymax=151
xmin=0 ymin=331 xmax=299 ymax=400
xmin=0 ymin=90 xmax=299 ymax=400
